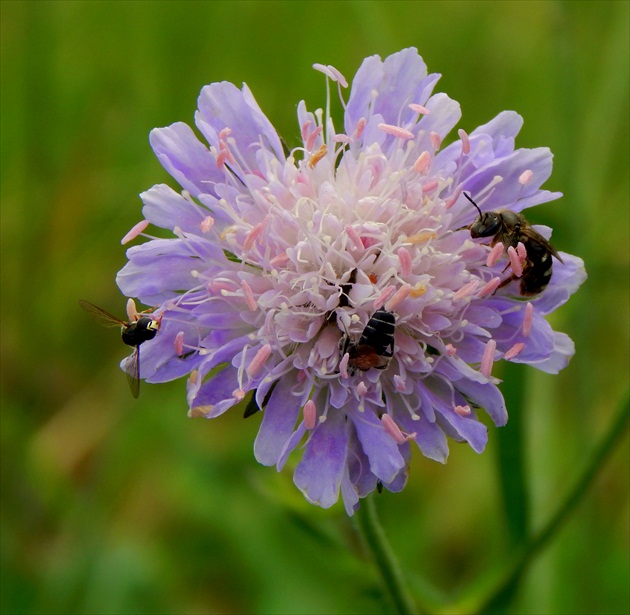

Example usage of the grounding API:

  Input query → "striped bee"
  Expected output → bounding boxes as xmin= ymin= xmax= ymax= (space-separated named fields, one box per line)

xmin=344 ymin=309 xmax=396 ymax=372
xmin=465 ymin=192 xmax=563 ymax=295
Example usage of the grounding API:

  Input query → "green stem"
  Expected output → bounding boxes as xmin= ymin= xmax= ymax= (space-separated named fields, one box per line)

xmin=454 ymin=389 xmax=630 ymax=615
xmin=496 ymin=362 xmax=530 ymax=547
xmin=356 ymin=495 xmax=420 ymax=615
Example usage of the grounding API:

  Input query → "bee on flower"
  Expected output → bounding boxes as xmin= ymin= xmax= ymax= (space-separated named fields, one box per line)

xmin=117 ymin=48 xmax=585 ymax=514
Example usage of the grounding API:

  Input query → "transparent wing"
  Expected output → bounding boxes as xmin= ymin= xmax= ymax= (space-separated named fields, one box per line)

xmin=124 ymin=347 xmax=141 ymax=399
xmin=79 ymin=300 xmax=125 ymax=328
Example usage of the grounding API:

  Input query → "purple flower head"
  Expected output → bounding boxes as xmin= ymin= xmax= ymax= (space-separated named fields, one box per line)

xmin=117 ymin=48 xmax=586 ymax=514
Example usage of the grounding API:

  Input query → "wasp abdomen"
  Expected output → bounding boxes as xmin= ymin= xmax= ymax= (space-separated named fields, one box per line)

xmin=121 ymin=316 xmax=159 ymax=347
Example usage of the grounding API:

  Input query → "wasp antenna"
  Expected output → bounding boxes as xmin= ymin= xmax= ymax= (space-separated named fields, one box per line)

xmin=464 ymin=192 xmax=483 ymax=217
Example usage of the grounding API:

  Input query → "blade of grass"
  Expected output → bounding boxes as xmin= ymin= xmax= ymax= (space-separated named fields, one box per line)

xmin=356 ymin=495 xmax=420 ymax=615
xmin=444 ymin=389 xmax=629 ymax=615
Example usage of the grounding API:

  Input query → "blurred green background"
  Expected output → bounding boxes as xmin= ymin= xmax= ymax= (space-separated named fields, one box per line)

xmin=1 ymin=1 xmax=628 ymax=614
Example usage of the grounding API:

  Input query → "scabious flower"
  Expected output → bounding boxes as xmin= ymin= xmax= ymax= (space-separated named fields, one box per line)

xmin=117 ymin=48 xmax=586 ymax=514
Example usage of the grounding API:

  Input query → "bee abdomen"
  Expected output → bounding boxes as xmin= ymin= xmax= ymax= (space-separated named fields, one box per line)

xmin=520 ymin=252 xmax=553 ymax=295
xmin=359 ymin=309 xmax=396 ymax=356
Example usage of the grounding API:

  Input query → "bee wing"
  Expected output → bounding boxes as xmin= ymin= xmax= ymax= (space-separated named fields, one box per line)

xmin=79 ymin=300 xmax=125 ymax=327
xmin=520 ymin=227 xmax=564 ymax=263
xmin=124 ymin=347 xmax=141 ymax=399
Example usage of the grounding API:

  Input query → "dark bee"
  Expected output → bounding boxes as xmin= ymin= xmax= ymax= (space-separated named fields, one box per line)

xmin=464 ymin=192 xmax=563 ymax=295
xmin=344 ymin=309 xmax=396 ymax=372
xmin=79 ymin=300 xmax=160 ymax=398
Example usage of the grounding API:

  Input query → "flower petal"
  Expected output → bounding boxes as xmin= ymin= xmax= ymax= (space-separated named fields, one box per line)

xmin=188 ymin=366 xmax=241 ymax=418
xmin=254 ymin=373 xmax=303 ymax=466
xmin=119 ymin=48 xmax=585 ymax=514
xmin=195 ymin=82 xmax=285 ymax=171
xmin=346 ymin=47 xmax=440 ymax=133
xmin=529 ymin=331 xmax=575 ymax=374
xmin=350 ymin=406 xmax=406 ymax=483
xmin=533 ymin=254 xmax=587 ymax=315
xmin=294 ymin=411 xmax=349 ymax=509
xmin=117 ymin=239 xmax=206 ymax=304
xmin=150 ymin=123 xmax=222 ymax=198
xmin=141 ymin=184 xmax=207 ymax=233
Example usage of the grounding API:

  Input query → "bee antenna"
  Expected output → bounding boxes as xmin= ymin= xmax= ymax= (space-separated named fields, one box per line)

xmin=463 ymin=192 xmax=483 ymax=217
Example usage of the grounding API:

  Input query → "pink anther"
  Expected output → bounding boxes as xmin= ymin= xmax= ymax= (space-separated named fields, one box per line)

xmin=478 ymin=276 xmax=502 ymax=297
xmin=393 ymin=375 xmax=406 ymax=391
xmin=409 ymin=103 xmax=430 ymax=115
xmin=174 ymin=331 xmax=185 ymax=356
xmin=481 ymin=339 xmax=497 ymax=378
xmin=413 ymin=151 xmax=432 ymax=174
xmin=270 ymin=253 xmax=290 ymax=267
xmin=303 ymin=400 xmax=317 ymax=429
xmin=121 ymin=219 xmax=150 ymax=245
xmin=522 ymin=302 xmax=534 ymax=337
xmin=241 ymin=280 xmax=258 ymax=311
xmin=374 ymin=285 xmax=396 ymax=310
xmin=200 ymin=215 xmax=215 ymax=233
xmin=353 ymin=117 xmax=366 ymax=140
xmin=397 ymin=247 xmax=412 ymax=277
xmin=312 ymin=63 xmax=348 ymax=87
xmin=339 ymin=352 xmax=350 ymax=379
xmin=385 ymin=285 xmax=411 ymax=311
xmin=518 ymin=169 xmax=534 ymax=185
xmin=301 ymin=119 xmax=313 ymax=142
xmin=378 ymin=123 xmax=414 ymax=140
xmin=454 ymin=404 xmax=472 ymax=416
xmin=507 ymin=246 xmax=523 ymax=277
xmin=453 ymin=280 xmax=480 ymax=301
xmin=458 ymin=129 xmax=471 ymax=155
xmin=381 ymin=414 xmax=416 ymax=444
xmin=243 ymin=222 xmax=264 ymax=251
xmin=126 ymin=297 xmax=138 ymax=321
xmin=421 ymin=179 xmax=439 ymax=194
xmin=444 ymin=189 xmax=462 ymax=209
xmin=504 ymin=342 xmax=525 ymax=360
xmin=487 ymin=242 xmax=505 ymax=267
xmin=346 ymin=225 xmax=364 ymax=251
xmin=246 ymin=344 xmax=272 ymax=379
xmin=305 ymin=124 xmax=323 ymax=151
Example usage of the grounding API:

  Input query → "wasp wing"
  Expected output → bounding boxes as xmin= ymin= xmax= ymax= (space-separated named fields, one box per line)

xmin=79 ymin=300 xmax=125 ymax=327
xmin=123 ymin=347 xmax=141 ymax=399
